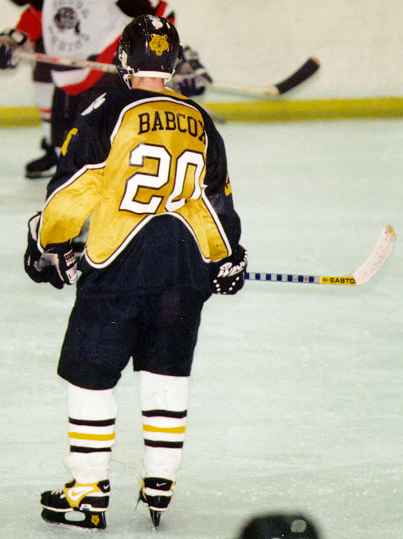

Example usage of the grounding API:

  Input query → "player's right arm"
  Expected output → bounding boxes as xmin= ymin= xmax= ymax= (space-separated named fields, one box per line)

xmin=24 ymin=93 xmax=115 ymax=288
xmin=38 ymin=96 xmax=112 ymax=251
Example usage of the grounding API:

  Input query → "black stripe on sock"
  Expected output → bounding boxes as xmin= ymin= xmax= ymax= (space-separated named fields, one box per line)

xmin=142 ymin=409 xmax=187 ymax=419
xmin=68 ymin=418 xmax=116 ymax=427
xmin=70 ymin=446 xmax=112 ymax=453
xmin=144 ymin=439 xmax=184 ymax=449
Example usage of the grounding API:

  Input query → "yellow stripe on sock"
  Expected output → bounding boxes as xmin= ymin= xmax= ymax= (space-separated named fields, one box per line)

xmin=68 ymin=432 xmax=116 ymax=441
xmin=143 ymin=425 xmax=186 ymax=434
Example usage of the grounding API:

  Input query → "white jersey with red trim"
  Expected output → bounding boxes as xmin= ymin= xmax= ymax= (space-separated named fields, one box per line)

xmin=42 ymin=0 xmax=130 ymax=90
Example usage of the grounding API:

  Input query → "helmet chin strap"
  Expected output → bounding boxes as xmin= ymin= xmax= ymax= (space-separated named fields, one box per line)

xmin=134 ymin=70 xmax=172 ymax=80
xmin=120 ymin=66 xmax=173 ymax=90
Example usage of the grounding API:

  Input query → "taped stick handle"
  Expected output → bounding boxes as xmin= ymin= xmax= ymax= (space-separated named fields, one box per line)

xmin=246 ymin=225 xmax=396 ymax=287
xmin=246 ymin=272 xmax=356 ymax=286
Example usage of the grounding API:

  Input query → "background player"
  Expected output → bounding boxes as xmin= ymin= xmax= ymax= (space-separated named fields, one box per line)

xmin=5 ymin=0 xmax=57 ymax=179
xmin=24 ymin=14 xmax=247 ymax=531
xmin=0 ymin=0 xmax=212 ymax=179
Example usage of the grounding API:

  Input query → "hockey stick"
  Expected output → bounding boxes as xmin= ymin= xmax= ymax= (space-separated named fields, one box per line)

xmin=8 ymin=46 xmax=319 ymax=98
xmin=12 ymin=49 xmax=118 ymax=73
xmin=246 ymin=225 xmax=396 ymax=286
xmin=211 ymin=57 xmax=320 ymax=98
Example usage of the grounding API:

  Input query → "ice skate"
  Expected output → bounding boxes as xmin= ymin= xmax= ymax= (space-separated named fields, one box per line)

xmin=25 ymin=137 xmax=58 ymax=179
xmin=40 ymin=479 xmax=110 ymax=530
xmin=138 ymin=477 xmax=175 ymax=529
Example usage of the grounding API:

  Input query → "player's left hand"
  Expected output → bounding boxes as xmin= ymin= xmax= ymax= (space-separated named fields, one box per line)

xmin=24 ymin=212 xmax=62 ymax=289
xmin=24 ymin=212 xmax=78 ymax=289
xmin=40 ymin=243 xmax=78 ymax=288
xmin=171 ymin=46 xmax=213 ymax=97
xmin=211 ymin=245 xmax=248 ymax=295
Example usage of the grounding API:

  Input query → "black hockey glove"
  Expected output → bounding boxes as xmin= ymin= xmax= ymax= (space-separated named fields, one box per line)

xmin=0 ymin=29 xmax=27 ymax=69
xmin=40 ymin=243 xmax=78 ymax=289
xmin=24 ymin=213 xmax=78 ymax=289
xmin=211 ymin=245 xmax=248 ymax=295
xmin=24 ymin=212 xmax=62 ymax=288
xmin=171 ymin=46 xmax=213 ymax=97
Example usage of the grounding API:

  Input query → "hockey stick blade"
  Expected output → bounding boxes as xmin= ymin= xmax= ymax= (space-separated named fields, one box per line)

xmin=274 ymin=57 xmax=320 ymax=95
xmin=352 ymin=225 xmax=396 ymax=285
xmin=246 ymin=225 xmax=396 ymax=286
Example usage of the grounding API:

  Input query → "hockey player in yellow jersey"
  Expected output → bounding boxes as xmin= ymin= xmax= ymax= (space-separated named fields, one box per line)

xmin=24 ymin=14 xmax=247 ymax=531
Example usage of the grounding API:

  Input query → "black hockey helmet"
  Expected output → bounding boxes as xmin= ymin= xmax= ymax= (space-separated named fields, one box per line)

xmin=116 ymin=0 xmax=154 ymax=18
xmin=238 ymin=513 xmax=321 ymax=539
xmin=117 ymin=14 xmax=180 ymax=88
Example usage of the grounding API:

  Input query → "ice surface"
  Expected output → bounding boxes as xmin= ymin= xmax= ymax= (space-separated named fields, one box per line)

xmin=0 ymin=120 xmax=402 ymax=538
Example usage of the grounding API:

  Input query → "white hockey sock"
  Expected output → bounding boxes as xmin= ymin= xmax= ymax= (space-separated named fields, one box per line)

xmin=34 ymin=81 xmax=53 ymax=120
xmin=65 ymin=383 xmax=117 ymax=484
xmin=140 ymin=371 xmax=190 ymax=482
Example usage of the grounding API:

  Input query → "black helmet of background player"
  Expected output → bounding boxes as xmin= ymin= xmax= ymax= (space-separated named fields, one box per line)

xmin=238 ymin=513 xmax=321 ymax=539
xmin=116 ymin=0 xmax=154 ymax=18
xmin=117 ymin=14 xmax=180 ymax=89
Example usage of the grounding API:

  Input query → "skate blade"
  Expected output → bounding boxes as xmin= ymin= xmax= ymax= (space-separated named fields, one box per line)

xmin=41 ymin=508 xmax=106 ymax=531
xmin=150 ymin=509 xmax=162 ymax=529
xmin=136 ymin=498 xmax=164 ymax=529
